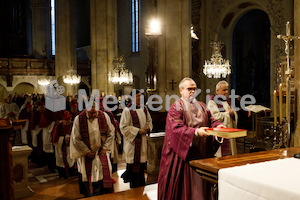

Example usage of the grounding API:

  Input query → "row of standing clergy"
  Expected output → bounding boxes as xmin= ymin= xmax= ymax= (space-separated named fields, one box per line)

xmin=19 ymin=78 xmax=236 ymax=199
xmin=18 ymin=92 xmax=152 ymax=197
xmin=69 ymin=91 xmax=153 ymax=197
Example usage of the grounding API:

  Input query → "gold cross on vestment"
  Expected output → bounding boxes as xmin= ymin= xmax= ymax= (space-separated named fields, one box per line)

xmin=277 ymin=21 xmax=300 ymax=75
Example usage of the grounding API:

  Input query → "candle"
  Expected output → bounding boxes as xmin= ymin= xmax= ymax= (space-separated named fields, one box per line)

xmin=273 ymin=90 xmax=277 ymax=126
xmin=279 ymin=83 xmax=283 ymax=122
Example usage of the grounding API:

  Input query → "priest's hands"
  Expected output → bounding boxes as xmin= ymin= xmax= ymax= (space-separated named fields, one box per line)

xmin=196 ymin=127 xmax=210 ymax=137
xmin=100 ymin=149 xmax=107 ymax=156
xmin=86 ymin=151 xmax=95 ymax=159
xmin=145 ymin=125 xmax=151 ymax=136
xmin=65 ymin=135 xmax=70 ymax=146
xmin=228 ymin=109 xmax=235 ymax=117
xmin=139 ymin=129 xmax=147 ymax=135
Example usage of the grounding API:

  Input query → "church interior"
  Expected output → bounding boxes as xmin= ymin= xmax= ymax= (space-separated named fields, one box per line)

xmin=1 ymin=0 xmax=300 ymax=199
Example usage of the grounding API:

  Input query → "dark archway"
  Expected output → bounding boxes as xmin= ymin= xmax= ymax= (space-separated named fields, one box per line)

xmin=79 ymin=82 xmax=90 ymax=96
xmin=231 ymin=9 xmax=270 ymax=107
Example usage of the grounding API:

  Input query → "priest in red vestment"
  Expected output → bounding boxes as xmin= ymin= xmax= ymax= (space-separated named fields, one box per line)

xmin=158 ymin=77 xmax=224 ymax=200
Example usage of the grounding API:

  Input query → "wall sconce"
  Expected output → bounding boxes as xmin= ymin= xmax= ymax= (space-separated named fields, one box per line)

xmin=145 ymin=18 xmax=162 ymax=92
xmin=145 ymin=18 xmax=162 ymax=36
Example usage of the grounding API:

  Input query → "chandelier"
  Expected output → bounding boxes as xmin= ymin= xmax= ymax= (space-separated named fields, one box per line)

xmin=108 ymin=56 xmax=133 ymax=84
xmin=203 ymin=41 xmax=231 ymax=78
xmin=63 ymin=69 xmax=81 ymax=85
xmin=38 ymin=78 xmax=50 ymax=86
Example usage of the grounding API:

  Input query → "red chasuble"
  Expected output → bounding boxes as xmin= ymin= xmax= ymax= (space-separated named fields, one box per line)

xmin=158 ymin=99 xmax=221 ymax=200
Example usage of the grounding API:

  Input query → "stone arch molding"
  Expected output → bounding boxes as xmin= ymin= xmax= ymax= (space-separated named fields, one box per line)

xmin=208 ymin=0 xmax=288 ymax=41
xmin=207 ymin=0 xmax=290 ymax=64
xmin=0 ymin=76 xmax=7 ymax=89
xmin=10 ymin=76 xmax=39 ymax=92
xmin=205 ymin=0 xmax=291 ymax=95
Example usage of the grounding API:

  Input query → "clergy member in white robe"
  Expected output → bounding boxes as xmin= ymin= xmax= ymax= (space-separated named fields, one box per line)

xmin=207 ymin=80 xmax=238 ymax=156
xmin=120 ymin=89 xmax=153 ymax=188
xmin=70 ymin=105 xmax=115 ymax=197
xmin=52 ymin=110 xmax=76 ymax=178
xmin=29 ymin=101 xmax=56 ymax=171
xmin=1 ymin=95 xmax=19 ymax=119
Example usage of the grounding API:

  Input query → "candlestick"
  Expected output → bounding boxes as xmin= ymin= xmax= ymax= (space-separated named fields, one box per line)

xmin=273 ymin=90 xmax=277 ymax=126
xmin=279 ymin=83 xmax=283 ymax=122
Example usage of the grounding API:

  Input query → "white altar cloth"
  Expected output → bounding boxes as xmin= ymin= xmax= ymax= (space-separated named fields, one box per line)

xmin=218 ymin=157 xmax=300 ymax=200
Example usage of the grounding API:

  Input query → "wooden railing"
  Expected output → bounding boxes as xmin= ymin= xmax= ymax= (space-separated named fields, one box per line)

xmin=0 ymin=58 xmax=90 ymax=76
xmin=0 ymin=58 xmax=55 ymax=76
xmin=0 ymin=58 xmax=91 ymax=86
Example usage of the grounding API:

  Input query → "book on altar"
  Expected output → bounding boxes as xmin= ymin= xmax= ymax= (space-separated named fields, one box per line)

xmin=245 ymin=105 xmax=271 ymax=113
xmin=205 ymin=127 xmax=247 ymax=139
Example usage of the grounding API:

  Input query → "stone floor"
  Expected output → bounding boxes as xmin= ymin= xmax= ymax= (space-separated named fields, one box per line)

xmin=22 ymin=156 xmax=158 ymax=200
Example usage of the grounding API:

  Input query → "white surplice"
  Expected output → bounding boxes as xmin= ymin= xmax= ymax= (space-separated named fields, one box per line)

xmin=31 ymin=122 xmax=55 ymax=153
xmin=119 ymin=107 xmax=153 ymax=164
xmin=53 ymin=135 xmax=75 ymax=168
xmin=1 ymin=102 xmax=19 ymax=119
xmin=207 ymin=100 xmax=238 ymax=156
xmin=70 ymin=112 xmax=114 ymax=182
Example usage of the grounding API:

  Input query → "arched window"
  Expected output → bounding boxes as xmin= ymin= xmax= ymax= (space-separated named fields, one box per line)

xmin=51 ymin=0 xmax=55 ymax=55
xmin=131 ymin=0 xmax=140 ymax=53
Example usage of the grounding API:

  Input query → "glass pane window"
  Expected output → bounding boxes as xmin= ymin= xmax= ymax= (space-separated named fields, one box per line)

xmin=131 ymin=0 xmax=140 ymax=53
xmin=51 ymin=0 xmax=55 ymax=55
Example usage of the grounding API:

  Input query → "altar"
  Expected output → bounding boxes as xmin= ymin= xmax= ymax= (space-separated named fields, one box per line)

xmin=190 ymin=147 xmax=300 ymax=199
xmin=218 ymin=157 xmax=300 ymax=200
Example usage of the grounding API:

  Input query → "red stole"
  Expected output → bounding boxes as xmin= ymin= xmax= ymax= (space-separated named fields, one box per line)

xmin=128 ymin=106 xmax=148 ymax=173
xmin=105 ymin=110 xmax=121 ymax=135
xmin=209 ymin=94 xmax=231 ymax=109
xmin=52 ymin=122 xmax=73 ymax=177
xmin=78 ymin=110 xmax=112 ymax=193
xmin=19 ymin=109 xmax=32 ymax=120
xmin=51 ymin=123 xmax=72 ymax=143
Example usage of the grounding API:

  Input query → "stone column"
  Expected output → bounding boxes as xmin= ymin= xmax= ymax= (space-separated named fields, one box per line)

xmin=293 ymin=1 xmax=300 ymax=146
xmin=90 ymin=0 xmax=117 ymax=94
xmin=30 ymin=0 xmax=47 ymax=59
xmin=55 ymin=0 xmax=77 ymax=95
xmin=157 ymin=0 xmax=191 ymax=107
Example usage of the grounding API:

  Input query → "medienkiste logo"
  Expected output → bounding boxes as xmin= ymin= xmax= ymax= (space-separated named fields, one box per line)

xmin=44 ymin=80 xmax=66 ymax=112
xmin=42 ymin=81 xmax=257 ymax=113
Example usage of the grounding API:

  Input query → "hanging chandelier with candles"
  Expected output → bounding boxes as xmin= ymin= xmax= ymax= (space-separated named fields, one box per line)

xmin=63 ymin=69 xmax=81 ymax=85
xmin=108 ymin=56 xmax=133 ymax=84
xmin=38 ymin=78 xmax=50 ymax=86
xmin=203 ymin=41 xmax=231 ymax=78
